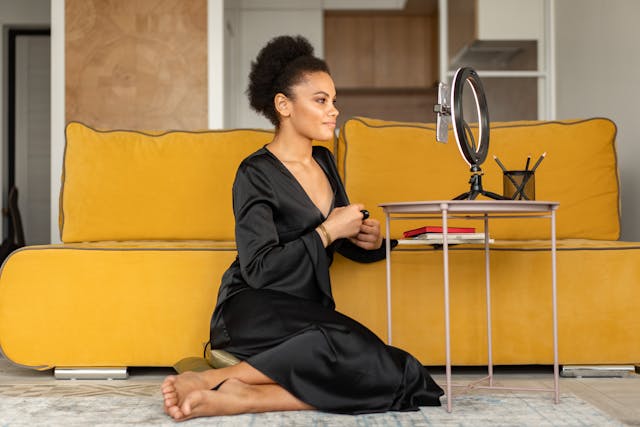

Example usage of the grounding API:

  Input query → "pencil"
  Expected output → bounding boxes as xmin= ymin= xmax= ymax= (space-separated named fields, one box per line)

xmin=524 ymin=155 xmax=531 ymax=171
xmin=494 ymin=155 xmax=521 ymax=194
xmin=530 ymin=152 xmax=547 ymax=173
xmin=493 ymin=155 xmax=508 ymax=172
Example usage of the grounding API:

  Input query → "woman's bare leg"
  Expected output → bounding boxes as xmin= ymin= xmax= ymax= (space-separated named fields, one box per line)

xmin=167 ymin=378 xmax=314 ymax=421
xmin=161 ymin=361 xmax=274 ymax=414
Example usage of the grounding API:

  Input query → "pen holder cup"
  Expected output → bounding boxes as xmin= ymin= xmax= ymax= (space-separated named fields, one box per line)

xmin=503 ymin=170 xmax=535 ymax=200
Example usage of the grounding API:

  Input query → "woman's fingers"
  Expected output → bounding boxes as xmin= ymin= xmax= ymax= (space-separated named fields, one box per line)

xmin=349 ymin=236 xmax=379 ymax=250
xmin=352 ymin=218 xmax=383 ymax=249
xmin=325 ymin=204 xmax=369 ymax=239
xmin=360 ymin=219 xmax=379 ymax=230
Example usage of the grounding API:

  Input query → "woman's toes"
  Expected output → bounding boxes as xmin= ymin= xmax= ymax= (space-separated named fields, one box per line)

xmin=161 ymin=377 xmax=176 ymax=393
xmin=181 ymin=390 xmax=205 ymax=417
xmin=162 ymin=375 xmax=176 ymax=384
xmin=168 ymin=404 xmax=186 ymax=421
xmin=161 ymin=372 xmax=219 ymax=420
xmin=163 ymin=392 xmax=178 ymax=407
xmin=163 ymin=402 xmax=173 ymax=416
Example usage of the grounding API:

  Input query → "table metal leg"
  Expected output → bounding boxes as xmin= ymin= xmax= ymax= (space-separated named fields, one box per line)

xmin=385 ymin=212 xmax=393 ymax=346
xmin=441 ymin=205 xmax=452 ymax=413
xmin=484 ymin=214 xmax=493 ymax=386
xmin=551 ymin=209 xmax=560 ymax=403
xmin=380 ymin=202 xmax=560 ymax=411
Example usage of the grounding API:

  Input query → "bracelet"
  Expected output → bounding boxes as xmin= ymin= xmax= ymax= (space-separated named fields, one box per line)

xmin=317 ymin=223 xmax=332 ymax=246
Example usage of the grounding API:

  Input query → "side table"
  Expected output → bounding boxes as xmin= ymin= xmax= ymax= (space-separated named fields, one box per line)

xmin=379 ymin=200 xmax=560 ymax=412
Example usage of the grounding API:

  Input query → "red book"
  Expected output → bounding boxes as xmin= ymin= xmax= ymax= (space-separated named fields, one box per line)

xmin=403 ymin=226 xmax=476 ymax=238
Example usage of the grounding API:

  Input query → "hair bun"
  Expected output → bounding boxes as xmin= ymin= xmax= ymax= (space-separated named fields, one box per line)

xmin=247 ymin=35 xmax=329 ymax=126
xmin=257 ymin=35 xmax=315 ymax=71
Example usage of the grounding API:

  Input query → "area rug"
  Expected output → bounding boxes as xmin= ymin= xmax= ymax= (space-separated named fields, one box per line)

xmin=0 ymin=384 xmax=623 ymax=426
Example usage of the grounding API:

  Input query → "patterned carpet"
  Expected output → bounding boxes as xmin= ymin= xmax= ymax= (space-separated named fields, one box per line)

xmin=0 ymin=383 xmax=624 ymax=426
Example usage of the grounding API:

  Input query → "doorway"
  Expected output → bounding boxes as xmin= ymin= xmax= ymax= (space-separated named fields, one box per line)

xmin=6 ymin=28 xmax=51 ymax=245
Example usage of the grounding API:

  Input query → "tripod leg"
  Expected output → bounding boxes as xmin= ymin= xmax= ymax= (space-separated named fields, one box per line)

xmin=454 ymin=190 xmax=482 ymax=200
xmin=481 ymin=190 xmax=509 ymax=200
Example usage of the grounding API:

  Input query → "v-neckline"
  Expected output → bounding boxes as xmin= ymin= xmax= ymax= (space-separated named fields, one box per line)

xmin=263 ymin=146 xmax=335 ymax=219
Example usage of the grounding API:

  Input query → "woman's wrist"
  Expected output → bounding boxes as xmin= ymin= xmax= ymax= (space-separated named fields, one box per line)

xmin=317 ymin=223 xmax=332 ymax=247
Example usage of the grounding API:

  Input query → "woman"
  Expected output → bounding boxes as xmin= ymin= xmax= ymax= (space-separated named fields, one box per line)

xmin=161 ymin=35 xmax=443 ymax=421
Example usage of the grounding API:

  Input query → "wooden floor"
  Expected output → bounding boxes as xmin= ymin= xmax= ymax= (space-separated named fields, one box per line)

xmin=1 ymin=357 xmax=639 ymax=425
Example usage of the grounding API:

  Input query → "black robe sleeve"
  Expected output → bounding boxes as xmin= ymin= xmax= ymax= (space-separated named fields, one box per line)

xmin=232 ymin=159 xmax=330 ymax=302
xmin=335 ymin=238 xmax=398 ymax=263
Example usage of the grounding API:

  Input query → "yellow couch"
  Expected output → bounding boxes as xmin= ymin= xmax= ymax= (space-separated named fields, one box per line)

xmin=0 ymin=117 xmax=638 ymax=373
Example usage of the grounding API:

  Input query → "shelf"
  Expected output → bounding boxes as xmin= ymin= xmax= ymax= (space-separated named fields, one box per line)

xmin=337 ymin=87 xmax=438 ymax=95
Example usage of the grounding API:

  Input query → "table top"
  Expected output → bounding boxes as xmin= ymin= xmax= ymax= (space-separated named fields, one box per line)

xmin=379 ymin=200 xmax=559 ymax=214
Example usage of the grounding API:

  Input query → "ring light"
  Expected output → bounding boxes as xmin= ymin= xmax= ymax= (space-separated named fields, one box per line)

xmin=433 ymin=67 xmax=505 ymax=200
xmin=451 ymin=67 xmax=489 ymax=167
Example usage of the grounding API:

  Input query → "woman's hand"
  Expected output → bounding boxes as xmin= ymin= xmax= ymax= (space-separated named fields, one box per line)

xmin=318 ymin=204 xmax=366 ymax=245
xmin=318 ymin=204 xmax=384 ymax=249
xmin=349 ymin=218 xmax=383 ymax=250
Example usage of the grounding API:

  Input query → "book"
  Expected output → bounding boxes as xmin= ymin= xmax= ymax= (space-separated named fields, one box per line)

xmin=403 ymin=225 xmax=476 ymax=238
xmin=399 ymin=232 xmax=492 ymax=246
xmin=412 ymin=232 xmax=486 ymax=240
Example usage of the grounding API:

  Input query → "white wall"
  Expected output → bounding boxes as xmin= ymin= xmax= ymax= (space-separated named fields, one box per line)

xmin=478 ymin=0 xmax=544 ymax=40
xmin=555 ymin=0 xmax=640 ymax=240
xmin=209 ymin=0 xmax=224 ymax=129
xmin=50 ymin=0 xmax=62 ymax=243
xmin=0 ymin=0 xmax=50 ymax=241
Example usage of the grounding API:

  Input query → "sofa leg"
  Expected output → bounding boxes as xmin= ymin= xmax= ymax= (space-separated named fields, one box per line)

xmin=561 ymin=365 xmax=636 ymax=378
xmin=54 ymin=367 xmax=128 ymax=380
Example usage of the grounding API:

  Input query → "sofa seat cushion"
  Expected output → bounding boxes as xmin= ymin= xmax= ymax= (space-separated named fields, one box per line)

xmin=330 ymin=238 xmax=640 ymax=365
xmin=337 ymin=117 xmax=619 ymax=240
xmin=2 ymin=238 xmax=638 ymax=368
xmin=0 ymin=243 xmax=236 ymax=369
xmin=61 ymin=122 xmax=335 ymax=243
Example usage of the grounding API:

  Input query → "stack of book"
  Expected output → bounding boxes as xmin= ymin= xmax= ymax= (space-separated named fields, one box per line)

xmin=399 ymin=226 xmax=491 ymax=245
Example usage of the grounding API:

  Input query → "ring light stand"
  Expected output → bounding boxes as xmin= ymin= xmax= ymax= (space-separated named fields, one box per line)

xmin=434 ymin=67 xmax=506 ymax=200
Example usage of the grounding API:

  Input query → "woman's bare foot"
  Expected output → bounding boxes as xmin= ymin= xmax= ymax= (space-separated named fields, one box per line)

xmin=167 ymin=378 xmax=313 ymax=421
xmin=161 ymin=371 xmax=218 ymax=414
xmin=161 ymin=361 xmax=289 ymax=417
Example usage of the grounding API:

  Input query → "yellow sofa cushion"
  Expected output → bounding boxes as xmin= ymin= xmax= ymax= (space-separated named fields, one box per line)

xmin=61 ymin=122 xmax=335 ymax=243
xmin=337 ymin=117 xmax=619 ymax=240
xmin=1 ymin=239 xmax=639 ymax=368
xmin=0 ymin=243 xmax=235 ymax=368
xmin=331 ymin=239 xmax=640 ymax=365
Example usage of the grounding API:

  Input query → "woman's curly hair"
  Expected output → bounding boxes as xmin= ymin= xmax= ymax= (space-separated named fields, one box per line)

xmin=247 ymin=35 xmax=330 ymax=126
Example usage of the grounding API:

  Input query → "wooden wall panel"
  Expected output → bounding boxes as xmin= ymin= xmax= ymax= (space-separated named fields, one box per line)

xmin=372 ymin=15 xmax=435 ymax=88
xmin=324 ymin=16 xmax=375 ymax=88
xmin=66 ymin=0 xmax=207 ymax=130
xmin=325 ymin=13 xmax=437 ymax=89
xmin=325 ymin=12 xmax=438 ymax=126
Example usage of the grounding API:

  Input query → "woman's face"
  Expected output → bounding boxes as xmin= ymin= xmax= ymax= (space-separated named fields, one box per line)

xmin=285 ymin=71 xmax=339 ymax=141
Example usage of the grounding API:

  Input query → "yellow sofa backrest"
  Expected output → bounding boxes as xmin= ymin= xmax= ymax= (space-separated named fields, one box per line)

xmin=337 ymin=117 xmax=619 ymax=240
xmin=61 ymin=122 xmax=334 ymax=243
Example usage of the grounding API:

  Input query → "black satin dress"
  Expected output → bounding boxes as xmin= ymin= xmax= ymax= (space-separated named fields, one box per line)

xmin=209 ymin=146 xmax=443 ymax=414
